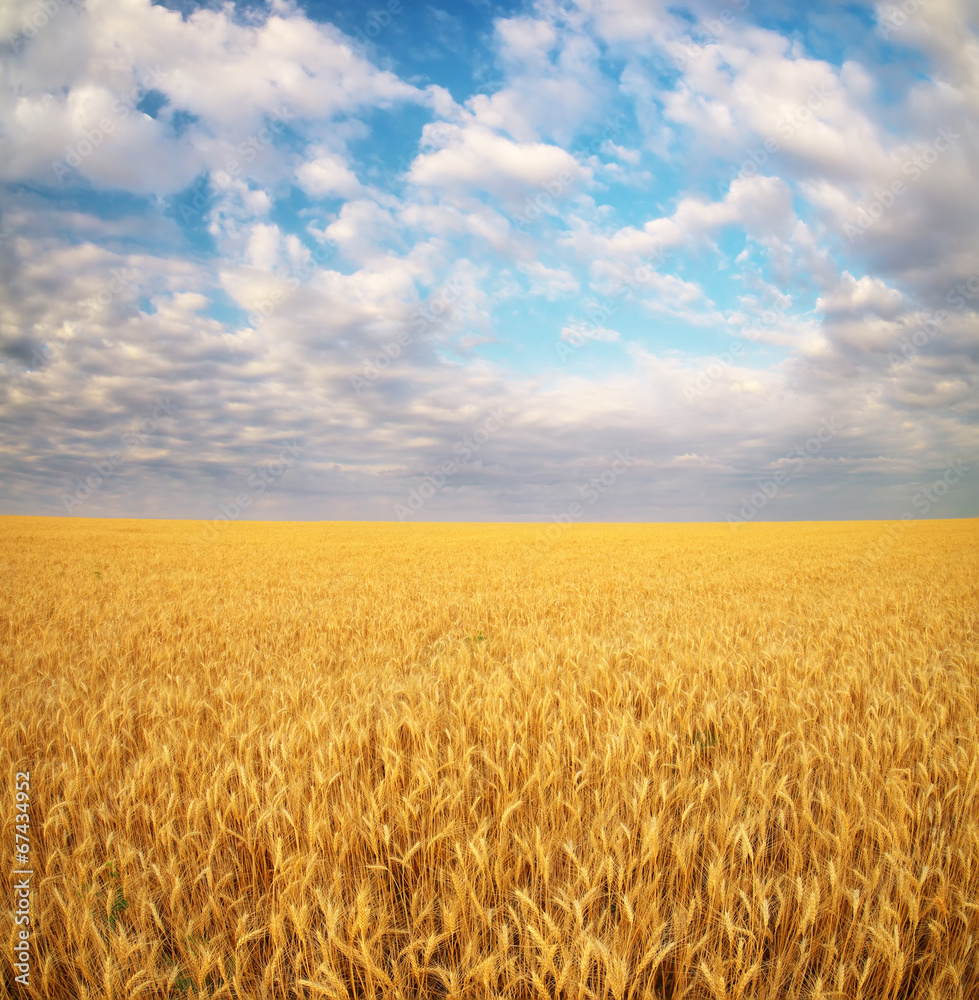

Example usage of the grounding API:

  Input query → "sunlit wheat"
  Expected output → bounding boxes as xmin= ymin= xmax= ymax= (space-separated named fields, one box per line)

xmin=1 ymin=516 xmax=977 ymax=999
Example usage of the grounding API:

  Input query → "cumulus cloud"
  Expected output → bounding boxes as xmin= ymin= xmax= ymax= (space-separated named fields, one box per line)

xmin=519 ymin=261 xmax=579 ymax=299
xmin=562 ymin=172 xmax=797 ymax=270
xmin=408 ymin=120 xmax=589 ymax=208
xmin=296 ymin=150 xmax=362 ymax=199
xmin=817 ymin=273 xmax=905 ymax=320
xmin=1 ymin=0 xmax=977 ymax=523
xmin=0 ymin=0 xmax=429 ymax=196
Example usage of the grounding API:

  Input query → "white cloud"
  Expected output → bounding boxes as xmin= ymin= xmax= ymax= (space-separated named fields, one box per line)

xmin=519 ymin=261 xmax=579 ymax=299
xmin=816 ymin=273 xmax=904 ymax=319
xmin=0 ymin=0 xmax=429 ymax=195
xmin=323 ymin=199 xmax=405 ymax=265
xmin=465 ymin=13 xmax=612 ymax=146
xmin=572 ymin=0 xmax=674 ymax=46
xmin=408 ymin=121 xmax=588 ymax=204
xmin=638 ymin=272 xmax=722 ymax=327
xmin=296 ymin=150 xmax=362 ymax=199
xmin=600 ymin=141 xmax=641 ymax=165
xmin=563 ymin=172 xmax=797 ymax=269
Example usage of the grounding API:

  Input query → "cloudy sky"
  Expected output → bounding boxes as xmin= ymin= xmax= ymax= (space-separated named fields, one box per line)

xmin=1 ymin=0 xmax=977 ymax=524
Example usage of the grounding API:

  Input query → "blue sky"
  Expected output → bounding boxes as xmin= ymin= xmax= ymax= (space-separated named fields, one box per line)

xmin=1 ymin=0 xmax=977 ymax=524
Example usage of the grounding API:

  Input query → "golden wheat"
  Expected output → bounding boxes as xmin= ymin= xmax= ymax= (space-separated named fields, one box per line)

xmin=1 ymin=516 xmax=977 ymax=999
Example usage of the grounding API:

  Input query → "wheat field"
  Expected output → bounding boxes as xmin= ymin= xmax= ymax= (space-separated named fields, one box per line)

xmin=2 ymin=516 xmax=978 ymax=1000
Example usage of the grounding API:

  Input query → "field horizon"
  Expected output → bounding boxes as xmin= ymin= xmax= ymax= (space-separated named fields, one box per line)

xmin=5 ymin=515 xmax=979 ymax=524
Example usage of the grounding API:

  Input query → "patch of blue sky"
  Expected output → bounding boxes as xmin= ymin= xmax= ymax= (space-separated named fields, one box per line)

xmin=346 ymin=104 xmax=436 ymax=187
xmin=269 ymin=184 xmax=315 ymax=235
xmin=575 ymin=118 xmax=641 ymax=170
xmin=135 ymin=88 xmax=169 ymax=119
xmin=631 ymin=307 xmax=720 ymax=354
xmin=168 ymin=109 xmax=201 ymax=138
xmin=269 ymin=186 xmax=349 ymax=273
xmin=12 ymin=181 xmax=152 ymax=228
xmin=305 ymin=0 xmax=509 ymax=105
xmin=163 ymin=176 xmax=216 ymax=255
xmin=201 ymin=291 xmax=252 ymax=328
xmin=149 ymin=0 xmax=204 ymax=18
xmin=468 ymin=290 xmax=716 ymax=375
xmin=754 ymin=3 xmax=883 ymax=69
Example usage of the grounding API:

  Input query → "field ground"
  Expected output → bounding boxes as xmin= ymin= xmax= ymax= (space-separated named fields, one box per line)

xmin=2 ymin=516 xmax=978 ymax=999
